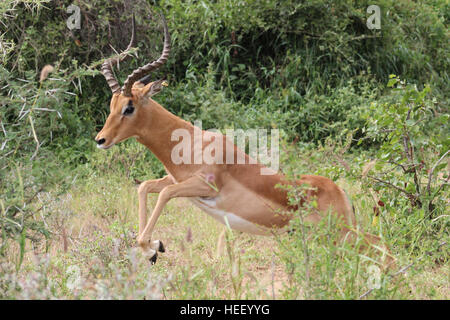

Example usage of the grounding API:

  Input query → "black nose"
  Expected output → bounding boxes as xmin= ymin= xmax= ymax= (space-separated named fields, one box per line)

xmin=96 ymin=138 xmax=106 ymax=145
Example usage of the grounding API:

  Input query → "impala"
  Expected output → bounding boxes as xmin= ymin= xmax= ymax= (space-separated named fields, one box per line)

xmin=95 ymin=14 xmax=394 ymax=267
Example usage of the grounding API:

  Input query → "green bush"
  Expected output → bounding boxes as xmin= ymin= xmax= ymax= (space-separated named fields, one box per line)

xmin=1 ymin=0 xmax=448 ymax=143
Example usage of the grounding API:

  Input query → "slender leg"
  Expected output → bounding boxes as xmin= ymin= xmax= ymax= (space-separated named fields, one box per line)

xmin=137 ymin=176 xmax=174 ymax=237
xmin=137 ymin=175 xmax=218 ymax=261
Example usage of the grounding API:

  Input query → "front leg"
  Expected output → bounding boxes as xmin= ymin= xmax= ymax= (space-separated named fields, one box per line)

xmin=137 ymin=175 xmax=219 ymax=263
xmin=137 ymin=175 xmax=174 ymax=237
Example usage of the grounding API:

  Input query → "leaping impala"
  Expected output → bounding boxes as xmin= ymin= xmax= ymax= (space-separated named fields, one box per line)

xmin=95 ymin=14 xmax=394 ymax=267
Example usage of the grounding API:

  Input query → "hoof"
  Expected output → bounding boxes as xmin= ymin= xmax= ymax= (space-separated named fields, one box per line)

xmin=149 ymin=252 xmax=158 ymax=265
xmin=158 ymin=240 xmax=165 ymax=253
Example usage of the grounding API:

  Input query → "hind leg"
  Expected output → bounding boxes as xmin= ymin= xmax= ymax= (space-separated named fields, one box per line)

xmin=361 ymin=232 xmax=396 ymax=270
xmin=340 ymin=229 xmax=396 ymax=270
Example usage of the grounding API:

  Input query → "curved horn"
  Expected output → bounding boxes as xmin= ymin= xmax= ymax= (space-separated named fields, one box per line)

xmin=122 ymin=14 xmax=171 ymax=97
xmin=101 ymin=15 xmax=136 ymax=94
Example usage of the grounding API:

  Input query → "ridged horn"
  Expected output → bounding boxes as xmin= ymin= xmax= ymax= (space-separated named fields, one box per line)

xmin=101 ymin=14 xmax=136 ymax=95
xmin=121 ymin=14 xmax=171 ymax=97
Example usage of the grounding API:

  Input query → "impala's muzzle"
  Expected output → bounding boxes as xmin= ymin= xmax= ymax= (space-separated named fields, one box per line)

xmin=95 ymin=133 xmax=115 ymax=149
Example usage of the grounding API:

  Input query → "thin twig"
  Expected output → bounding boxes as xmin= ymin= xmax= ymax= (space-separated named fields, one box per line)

xmin=431 ymin=175 xmax=449 ymax=201
xmin=431 ymin=215 xmax=450 ymax=222
xmin=390 ymin=262 xmax=414 ymax=277
xmin=426 ymin=150 xmax=449 ymax=195
xmin=366 ymin=175 xmax=412 ymax=197
xmin=28 ymin=114 xmax=39 ymax=161
xmin=359 ymin=288 xmax=374 ymax=299
xmin=402 ymin=106 xmax=421 ymax=196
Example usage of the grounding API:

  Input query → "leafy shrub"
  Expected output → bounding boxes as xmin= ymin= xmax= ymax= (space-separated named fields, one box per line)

xmin=1 ymin=0 xmax=448 ymax=135
xmin=0 ymin=65 xmax=85 ymax=261
xmin=361 ymin=76 xmax=448 ymax=219
xmin=357 ymin=76 xmax=449 ymax=260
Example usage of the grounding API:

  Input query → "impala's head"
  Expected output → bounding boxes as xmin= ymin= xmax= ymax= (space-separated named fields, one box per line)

xmin=95 ymin=14 xmax=171 ymax=149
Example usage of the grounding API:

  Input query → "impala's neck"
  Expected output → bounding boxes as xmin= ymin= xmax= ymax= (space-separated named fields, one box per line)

xmin=135 ymin=99 xmax=193 ymax=175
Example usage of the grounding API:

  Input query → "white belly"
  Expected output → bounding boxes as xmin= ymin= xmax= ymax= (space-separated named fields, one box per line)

xmin=188 ymin=197 xmax=269 ymax=235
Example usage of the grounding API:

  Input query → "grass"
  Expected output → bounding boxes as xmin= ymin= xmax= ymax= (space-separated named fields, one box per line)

xmin=1 ymin=157 xmax=448 ymax=299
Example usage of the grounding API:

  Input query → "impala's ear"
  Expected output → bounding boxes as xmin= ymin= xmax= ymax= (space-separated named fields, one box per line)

xmin=141 ymin=79 xmax=168 ymax=98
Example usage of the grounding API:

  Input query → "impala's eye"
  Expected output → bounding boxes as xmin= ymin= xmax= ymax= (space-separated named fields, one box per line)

xmin=122 ymin=101 xmax=134 ymax=116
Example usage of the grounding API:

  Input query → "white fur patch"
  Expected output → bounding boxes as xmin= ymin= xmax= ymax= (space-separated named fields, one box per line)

xmin=189 ymin=197 xmax=269 ymax=235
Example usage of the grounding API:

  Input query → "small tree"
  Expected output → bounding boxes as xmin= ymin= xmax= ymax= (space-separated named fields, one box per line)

xmin=361 ymin=75 xmax=449 ymax=218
